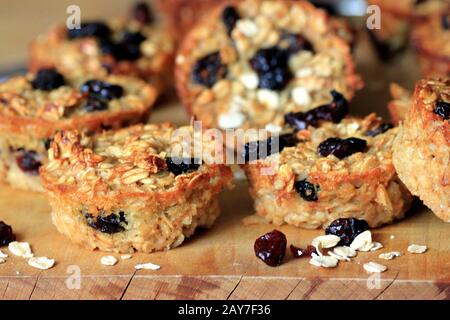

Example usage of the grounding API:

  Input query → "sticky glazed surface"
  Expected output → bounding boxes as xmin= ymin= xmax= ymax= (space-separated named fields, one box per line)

xmin=175 ymin=0 xmax=361 ymax=130
xmin=393 ymin=78 xmax=450 ymax=221
xmin=242 ymin=114 xmax=413 ymax=229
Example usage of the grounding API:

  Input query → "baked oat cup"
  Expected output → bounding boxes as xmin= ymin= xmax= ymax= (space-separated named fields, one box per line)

xmin=40 ymin=124 xmax=233 ymax=253
xmin=0 ymin=68 xmax=157 ymax=192
xmin=241 ymin=114 xmax=413 ymax=229
xmin=411 ymin=11 xmax=450 ymax=77
xmin=175 ymin=0 xmax=362 ymax=130
xmin=393 ymin=78 xmax=450 ymax=222
xmin=30 ymin=2 xmax=174 ymax=91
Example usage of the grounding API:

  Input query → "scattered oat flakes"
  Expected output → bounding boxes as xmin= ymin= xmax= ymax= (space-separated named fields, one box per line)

xmin=135 ymin=262 xmax=161 ymax=270
xmin=369 ymin=242 xmax=384 ymax=251
xmin=309 ymin=253 xmax=338 ymax=268
xmin=379 ymin=251 xmax=402 ymax=260
xmin=363 ymin=261 xmax=387 ymax=273
xmin=101 ymin=256 xmax=118 ymax=266
xmin=311 ymin=235 xmax=341 ymax=255
xmin=407 ymin=244 xmax=427 ymax=254
xmin=350 ymin=230 xmax=373 ymax=251
xmin=0 ymin=250 xmax=8 ymax=258
xmin=8 ymin=241 xmax=33 ymax=258
xmin=28 ymin=257 xmax=55 ymax=270
xmin=328 ymin=251 xmax=351 ymax=262
xmin=333 ymin=246 xmax=357 ymax=258
xmin=121 ymin=254 xmax=132 ymax=260
xmin=0 ymin=258 xmax=5 ymax=264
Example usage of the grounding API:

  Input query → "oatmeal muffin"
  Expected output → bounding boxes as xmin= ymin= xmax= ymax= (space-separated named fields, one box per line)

xmin=411 ymin=11 xmax=450 ymax=77
xmin=175 ymin=0 xmax=362 ymax=130
xmin=388 ymin=83 xmax=412 ymax=124
xmin=0 ymin=68 xmax=157 ymax=192
xmin=40 ymin=124 xmax=233 ymax=253
xmin=393 ymin=78 xmax=450 ymax=222
xmin=241 ymin=113 xmax=413 ymax=229
xmin=367 ymin=0 xmax=448 ymax=60
xmin=30 ymin=2 xmax=174 ymax=91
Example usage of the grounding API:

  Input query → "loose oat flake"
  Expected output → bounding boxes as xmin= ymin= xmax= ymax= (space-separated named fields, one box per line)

xmin=135 ymin=262 xmax=161 ymax=270
xmin=309 ymin=253 xmax=338 ymax=268
xmin=363 ymin=261 xmax=387 ymax=273
xmin=311 ymin=234 xmax=341 ymax=255
xmin=0 ymin=250 xmax=8 ymax=258
xmin=0 ymin=258 xmax=5 ymax=264
xmin=121 ymin=254 xmax=132 ymax=260
xmin=328 ymin=251 xmax=351 ymax=262
xmin=333 ymin=246 xmax=357 ymax=258
xmin=379 ymin=251 xmax=402 ymax=260
xmin=8 ymin=241 xmax=33 ymax=258
xmin=369 ymin=242 xmax=384 ymax=251
xmin=101 ymin=256 xmax=118 ymax=266
xmin=407 ymin=244 xmax=427 ymax=254
xmin=350 ymin=230 xmax=373 ymax=251
xmin=28 ymin=257 xmax=55 ymax=270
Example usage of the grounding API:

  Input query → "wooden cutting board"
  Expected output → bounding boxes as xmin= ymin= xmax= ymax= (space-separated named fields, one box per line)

xmin=0 ymin=28 xmax=449 ymax=300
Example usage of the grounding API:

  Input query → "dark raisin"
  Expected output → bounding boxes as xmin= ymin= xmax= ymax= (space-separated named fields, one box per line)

xmin=44 ymin=138 xmax=53 ymax=150
xmin=0 ymin=221 xmax=16 ymax=247
xmin=280 ymin=31 xmax=314 ymax=55
xmin=434 ymin=101 xmax=450 ymax=120
xmin=166 ymin=157 xmax=201 ymax=176
xmin=67 ymin=21 xmax=111 ymax=40
xmin=441 ymin=14 xmax=450 ymax=30
xmin=285 ymin=90 xmax=348 ymax=130
xmin=365 ymin=123 xmax=394 ymax=137
xmin=16 ymin=151 xmax=42 ymax=175
xmin=290 ymin=244 xmax=316 ymax=258
xmin=254 ymin=230 xmax=287 ymax=267
xmin=325 ymin=218 xmax=369 ymax=246
xmin=222 ymin=5 xmax=240 ymax=35
xmin=31 ymin=68 xmax=65 ymax=91
xmin=294 ymin=179 xmax=319 ymax=202
xmin=101 ymin=31 xmax=146 ymax=61
xmin=80 ymin=80 xmax=124 ymax=100
xmin=85 ymin=211 xmax=127 ymax=234
xmin=250 ymin=46 xmax=292 ymax=90
xmin=242 ymin=133 xmax=298 ymax=162
xmin=318 ymin=137 xmax=367 ymax=159
xmin=192 ymin=52 xmax=227 ymax=88
xmin=83 ymin=97 xmax=108 ymax=112
xmin=132 ymin=2 xmax=154 ymax=25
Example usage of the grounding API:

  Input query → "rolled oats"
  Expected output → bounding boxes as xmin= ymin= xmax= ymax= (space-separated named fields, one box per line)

xmin=101 ymin=256 xmax=118 ymax=266
xmin=28 ymin=257 xmax=55 ymax=270
xmin=0 ymin=250 xmax=8 ymax=258
xmin=121 ymin=254 xmax=132 ymax=260
xmin=350 ymin=231 xmax=373 ymax=252
xmin=379 ymin=251 xmax=402 ymax=260
xmin=309 ymin=253 xmax=339 ymax=268
xmin=8 ymin=241 xmax=33 ymax=258
xmin=407 ymin=244 xmax=428 ymax=254
xmin=363 ymin=261 xmax=387 ymax=273
xmin=135 ymin=262 xmax=161 ymax=270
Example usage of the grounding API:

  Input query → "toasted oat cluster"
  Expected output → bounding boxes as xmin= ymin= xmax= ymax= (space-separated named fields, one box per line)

xmin=388 ymin=83 xmax=412 ymax=124
xmin=411 ymin=11 xmax=450 ymax=77
xmin=175 ymin=0 xmax=362 ymax=130
xmin=0 ymin=69 xmax=157 ymax=191
xmin=30 ymin=2 xmax=174 ymax=90
xmin=40 ymin=124 xmax=233 ymax=253
xmin=241 ymin=114 xmax=413 ymax=229
xmin=393 ymin=78 xmax=450 ymax=222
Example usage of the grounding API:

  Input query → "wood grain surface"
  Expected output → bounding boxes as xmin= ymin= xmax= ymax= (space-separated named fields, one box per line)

xmin=0 ymin=9 xmax=449 ymax=300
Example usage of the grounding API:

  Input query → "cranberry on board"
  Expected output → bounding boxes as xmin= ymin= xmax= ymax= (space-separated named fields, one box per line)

xmin=254 ymin=230 xmax=287 ymax=267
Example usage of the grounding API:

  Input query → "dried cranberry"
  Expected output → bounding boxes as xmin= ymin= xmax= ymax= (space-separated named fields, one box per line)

xmin=85 ymin=211 xmax=127 ymax=234
xmin=101 ymin=31 xmax=146 ymax=61
xmin=365 ymin=123 xmax=394 ymax=137
xmin=254 ymin=230 xmax=287 ymax=267
xmin=0 ymin=221 xmax=16 ymax=247
xmin=290 ymin=244 xmax=316 ymax=258
xmin=442 ymin=14 xmax=450 ymax=30
xmin=67 ymin=21 xmax=111 ymax=40
xmin=242 ymin=133 xmax=298 ymax=162
xmin=325 ymin=218 xmax=369 ymax=246
xmin=250 ymin=46 xmax=292 ymax=90
xmin=31 ymin=68 xmax=65 ymax=91
xmin=285 ymin=90 xmax=349 ymax=130
xmin=16 ymin=151 xmax=42 ymax=175
xmin=280 ymin=31 xmax=314 ymax=55
xmin=222 ymin=5 xmax=240 ymax=35
xmin=83 ymin=97 xmax=108 ymax=112
xmin=166 ymin=157 xmax=201 ymax=176
xmin=132 ymin=2 xmax=154 ymax=24
xmin=192 ymin=52 xmax=227 ymax=88
xmin=318 ymin=137 xmax=367 ymax=159
xmin=294 ymin=179 xmax=320 ymax=202
xmin=80 ymin=80 xmax=124 ymax=100
xmin=434 ymin=101 xmax=450 ymax=120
